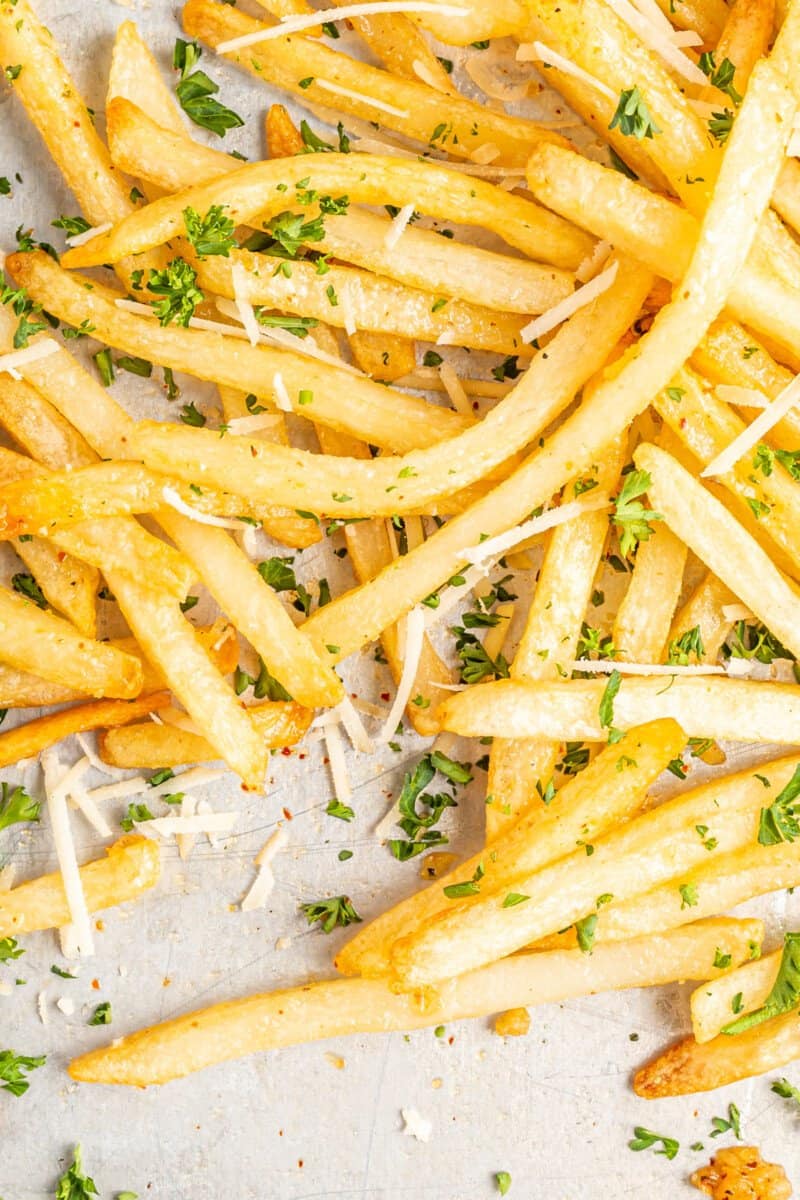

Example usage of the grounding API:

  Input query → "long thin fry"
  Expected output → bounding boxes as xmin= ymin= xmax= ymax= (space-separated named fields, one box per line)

xmin=0 ymin=693 xmax=171 ymax=770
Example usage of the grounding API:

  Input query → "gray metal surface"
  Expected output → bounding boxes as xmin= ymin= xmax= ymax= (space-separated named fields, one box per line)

xmin=0 ymin=2 xmax=798 ymax=1196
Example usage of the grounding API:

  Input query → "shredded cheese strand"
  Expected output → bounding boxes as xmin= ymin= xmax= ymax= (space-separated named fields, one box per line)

xmin=64 ymin=221 xmax=112 ymax=248
xmin=461 ymin=495 xmax=612 ymax=565
xmin=376 ymin=606 xmax=426 ymax=743
xmin=41 ymin=748 xmax=94 ymax=958
xmin=161 ymin=486 xmax=256 ymax=530
xmin=231 ymin=261 xmax=261 ymax=347
xmin=215 ymin=2 xmax=470 ymax=51
xmin=568 ymin=659 xmax=726 ymax=675
xmin=324 ymin=720 xmax=351 ymax=802
xmin=520 ymin=262 xmax=619 ymax=343
xmin=336 ymin=695 xmax=375 ymax=754
xmin=604 ymin=0 xmax=707 ymax=83
xmin=241 ymin=825 xmax=289 ymax=911
xmin=315 ymin=79 xmax=410 ymax=119
xmin=0 ymin=338 xmax=61 ymax=375
xmin=516 ymin=42 xmax=617 ymax=101
xmin=701 ymin=373 xmax=800 ymax=478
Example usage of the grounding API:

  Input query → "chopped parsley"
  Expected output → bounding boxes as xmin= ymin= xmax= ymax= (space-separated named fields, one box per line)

xmin=147 ymin=259 xmax=204 ymax=327
xmin=88 ymin=1001 xmax=112 ymax=1026
xmin=0 ymin=937 xmax=23 ymax=964
xmin=300 ymin=895 xmax=362 ymax=933
xmin=698 ymin=53 xmax=741 ymax=104
xmin=708 ymin=109 xmax=734 ymax=144
xmin=173 ymin=39 xmax=244 ymax=137
xmin=120 ymin=802 xmax=155 ymax=832
xmin=11 ymin=572 xmax=47 ymax=609
xmin=612 ymin=469 xmax=662 ymax=558
xmin=55 ymin=1145 xmax=98 ymax=1200
xmin=772 ymin=1077 xmax=800 ymax=1105
xmin=182 ymin=204 xmax=236 ymax=258
xmin=709 ymin=1102 xmax=742 ymax=1140
xmin=0 ymin=782 xmax=40 ymax=832
xmin=757 ymin=765 xmax=800 ymax=845
xmin=443 ymin=861 xmax=484 ymax=899
xmin=628 ymin=1127 xmax=679 ymax=1159
xmin=598 ymin=669 xmax=623 ymax=744
xmin=609 ymin=87 xmax=661 ymax=139
xmin=0 ymin=1048 xmax=45 ymax=1096
xmin=387 ymin=751 xmax=469 ymax=860
xmin=723 ymin=931 xmax=800 ymax=1034
xmin=666 ymin=625 xmax=704 ymax=666
xmin=326 ymin=799 xmax=354 ymax=821
xmin=495 ymin=1172 xmax=512 ymax=1195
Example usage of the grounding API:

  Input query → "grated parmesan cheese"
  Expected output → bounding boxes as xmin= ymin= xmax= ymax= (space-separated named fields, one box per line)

xmin=520 ymin=262 xmax=619 ymax=343
xmin=336 ymin=695 xmax=375 ymax=754
xmin=376 ymin=605 xmax=426 ymax=743
xmin=715 ymin=384 xmax=771 ymax=409
xmin=438 ymin=362 xmax=472 ymax=415
xmin=0 ymin=338 xmax=61 ymax=375
xmin=136 ymin=811 xmax=238 ymax=837
xmin=177 ymin=794 xmax=197 ymax=861
xmin=75 ymin=733 xmax=117 ymax=776
xmin=231 ymin=261 xmax=261 ymax=347
xmin=411 ymin=58 xmax=452 ymax=93
xmin=272 ymin=370 xmax=293 ymax=412
xmin=215 ymin=2 xmax=469 ymax=51
xmin=516 ymin=42 xmax=617 ymax=100
xmin=384 ymin=202 xmax=416 ymax=251
xmin=241 ymin=824 xmax=289 ymax=911
xmin=567 ymin=659 xmax=725 ymax=675
xmin=460 ymin=495 xmax=611 ymax=566
xmin=315 ymin=79 xmax=410 ymax=119
xmin=576 ymin=239 xmax=613 ymax=283
xmin=226 ymin=413 xmax=284 ymax=436
xmin=401 ymin=1107 xmax=433 ymax=1143
xmin=56 ymin=996 xmax=75 ymax=1016
xmin=604 ymin=0 xmax=707 ymax=83
xmin=215 ymin=298 xmax=364 ymax=376
xmin=722 ymin=603 xmax=755 ymax=622
xmin=41 ymin=748 xmax=94 ymax=958
xmin=701 ymin=373 xmax=800 ymax=478
xmin=423 ymin=563 xmax=488 ymax=628
xmin=64 ymin=221 xmax=112 ymax=248
xmin=161 ymin=486 xmax=256 ymax=530
xmin=324 ymin=720 xmax=351 ymax=803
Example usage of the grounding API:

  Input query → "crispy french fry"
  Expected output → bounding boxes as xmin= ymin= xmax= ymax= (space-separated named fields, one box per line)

xmin=526 ymin=143 xmax=800 ymax=362
xmin=265 ymin=102 xmax=304 ymax=156
xmin=67 ymin=919 xmax=755 ymax=1086
xmin=63 ymin=143 xmax=587 ymax=273
xmin=667 ymin=573 xmax=738 ymax=665
xmin=107 ymin=20 xmax=187 ymax=137
xmin=193 ymin=248 xmax=560 ymax=353
xmin=12 ymin=534 xmax=98 ymax=638
xmin=634 ymin=1011 xmax=800 ymax=1096
xmin=699 ymin=0 xmax=773 ymax=107
xmin=486 ymin=442 xmax=624 ymax=837
xmin=108 ymin=98 xmax=579 ymax=315
xmin=0 ymin=586 xmax=142 ymax=698
xmin=533 ymin=836 xmax=800 ymax=952
xmin=336 ymin=720 xmax=684 ymax=978
xmin=389 ymin=750 xmax=798 ymax=988
xmin=438 ymin=675 xmax=800 ymax=743
xmin=0 ymin=692 xmax=171 ymax=770
xmin=9 ymin=253 xmax=470 ymax=456
xmin=182 ymin=0 xmax=569 ymax=168
xmin=0 ymin=377 xmax=95 ymax=469
xmin=99 ymin=702 xmax=312 ymax=768
xmin=691 ymin=950 xmax=780 ymax=1044
xmin=304 ymin=59 xmax=795 ymax=662
xmin=105 ymin=572 xmax=268 ymax=788
xmin=120 ymin=260 xmax=646 ymax=520
xmin=0 ymin=836 xmax=160 ymax=939
xmin=155 ymin=512 xmax=343 ymax=708
xmin=613 ymin=525 xmax=687 ymax=663
xmin=636 ymin=442 xmax=800 ymax=659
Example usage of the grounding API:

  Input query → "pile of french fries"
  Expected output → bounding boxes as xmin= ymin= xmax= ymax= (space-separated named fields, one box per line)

xmin=0 ymin=0 xmax=800 ymax=1144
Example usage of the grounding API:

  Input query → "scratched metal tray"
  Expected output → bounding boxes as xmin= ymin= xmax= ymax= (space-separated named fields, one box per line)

xmin=0 ymin=2 xmax=797 ymax=1196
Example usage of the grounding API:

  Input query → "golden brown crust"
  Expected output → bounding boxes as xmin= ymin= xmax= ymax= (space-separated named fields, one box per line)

xmin=691 ymin=1146 xmax=792 ymax=1200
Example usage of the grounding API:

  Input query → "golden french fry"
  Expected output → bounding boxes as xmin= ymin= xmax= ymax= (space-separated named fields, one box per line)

xmin=487 ymin=441 xmax=624 ymax=837
xmin=613 ymin=525 xmax=687 ymax=664
xmin=0 ymin=585 xmax=142 ymax=698
xmin=336 ymin=720 xmax=684 ymax=978
xmin=667 ymin=574 xmax=739 ymax=666
xmin=700 ymin=0 xmax=773 ymax=107
xmin=9 ymin=253 xmax=470 ymax=456
xmin=0 ymin=377 xmax=95 ymax=469
xmin=389 ymin=751 xmax=799 ymax=989
xmin=534 ymin=837 xmax=800 ymax=952
xmin=182 ymin=0 xmax=570 ymax=168
xmin=305 ymin=60 xmax=795 ymax=662
xmin=64 ymin=140 xmax=587 ymax=274
xmin=107 ymin=20 xmax=187 ymax=137
xmin=328 ymin=0 xmax=457 ymax=93
xmin=691 ymin=950 xmax=780 ymax=1044
xmin=634 ymin=1011 xmax=800 ymax=1096
xmin=109 ymin=97 xmax=579 ymax=316
xmin=193 ymin=249 xmax=558 ymax=353
xmin=105 ymin=571 xmax=267 ymax=788
xmin=99 ymin=702 xmax=312 ymax=768
xmin=12 ymin=534 xmax=98 ymax=638
xmin=526 ymin=143 xmax=800 ymax=362
xmin=0 ymin=692 xmax=171 ymax=770
xmin=438 ymin=675 xmax=800 ymax=743
xmin=636 ymin=442 xmax=800 ymax=659
xmin=68 ymin=919 xmax=755 ymax=1086
xmin=0 ymin=836 xmax=160 ymax=938
xmin=121 ymin=254 xmax=646 ymax=523
xmin=155 ymin=512 xmax=343 ymax=708
xmin=265 ymin=102 xmax=304 ymax=156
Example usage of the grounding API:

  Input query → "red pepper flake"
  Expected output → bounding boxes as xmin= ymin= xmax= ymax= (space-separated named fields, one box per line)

xmin=91 ymin=978 xmax=100 ymax=990
xmin=282 ymin=807 xmax=293 ymax=820
xmin=380 ymin=692 xmax=390 ymax=701
xmin=281 ymin=746 xmax=292 ymax=756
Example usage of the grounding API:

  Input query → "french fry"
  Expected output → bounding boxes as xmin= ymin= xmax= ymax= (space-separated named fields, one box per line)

xmin=534 ymin=837 xmax=800 ymax=952
xmin=0 ymin=836 xmax=160 ymax=939
xmin=99 ymin=702 xmax=313 ymax=768
xmin=652 ymin=370 xmax=800 ymax=577
xmin=0 ymin=692 xmax=171 ymax=770
xmin=526 ymin=143 xmax=800 ymax=362
xmin=108 ymin=98 xmax=580 ymax=314
xmin=327 ymin=2 xmax=457 ymax=93
xmin=336 ymin=720 xmax=684 ymax=978
xmin=389 ymin=750 xmax=798 ymax=988
xmin=121 ymin=257 xmax=647 ymax=519
xmin=9 ymin=253 xmax=471 ymax=456
xmin=12 ymin=534 xmax=98 ymax=639
xmin=438 ymin=675 xmax=800 ymax=743
xmin=635 ymin=442 xmax=800 ymax=659
xmin=105 ymin=572 xmax=268 ymax=789
xmin=634 ymin=1011 xmax=800 ymax=1096
xmin=304 ymin=59 xmax=795 ymax=661
xmin=64 ymin=152 xmax=588 ymax=276
xmin=192 ymin=249 xmax=561 ymax=353
xmin=182 ymin=0 xmax=569 ymax=168
xmin=699 ymin=0 xmax=774 ymax=107
xmin=667 ymin=573 xmax=738 ymax=665
xmin=486 ymin=441 xmax=624 ymax=837
xmin=107 ymin=20 xmax=188 ymax=138
xmin=66 ymin=919 xmax=756 ymax=1087
xmin=0 ymin=377 xmax=95 ymax=469
xmin=0 ymin=586 xmax=142 ymax=699
xmin=155 ymin=512 xmax=343 ymax=708
xmin=613 ymin=525 xmax=687 ymax=663
xmin=691 ymin=950 xmax=781 ymax=1044
xmin=265 ymin=102 xmax=305 ymax=156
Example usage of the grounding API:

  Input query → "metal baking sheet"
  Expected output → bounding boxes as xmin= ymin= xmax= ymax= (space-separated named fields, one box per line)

xmin=0 ymin=2 xmax=798 ymax=1196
